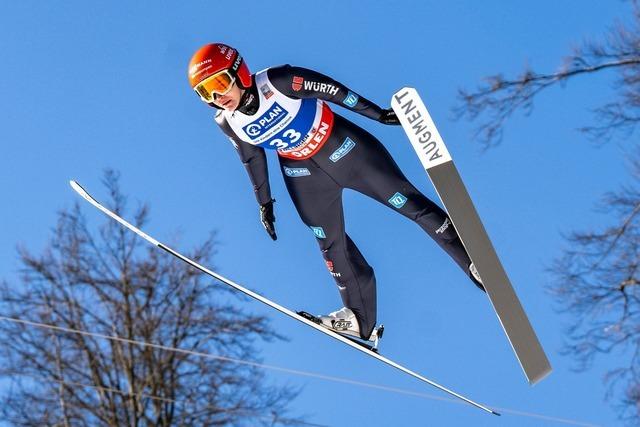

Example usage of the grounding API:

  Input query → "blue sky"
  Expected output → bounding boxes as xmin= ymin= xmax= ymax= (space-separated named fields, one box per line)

xmin=0 ymin=1 xmax=633 ymax=425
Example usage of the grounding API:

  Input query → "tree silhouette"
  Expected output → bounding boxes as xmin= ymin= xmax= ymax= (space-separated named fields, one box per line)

xmin=456 ymin=2 xmax=640 ymax=423
xmin=456 ymin=3 xmax=640 ymax=149
xmin=0 ymin=170 xmax=304 ymax=426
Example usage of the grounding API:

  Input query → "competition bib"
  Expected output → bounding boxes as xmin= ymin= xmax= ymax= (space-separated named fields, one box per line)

xmin=222 ymin=69 xmax=334 ymax=160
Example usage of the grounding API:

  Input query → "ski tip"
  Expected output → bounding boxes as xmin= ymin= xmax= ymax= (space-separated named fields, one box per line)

xmin=491 ymin=410 xmax=501 ymax=416
xmin=69 ymin=180 xmax=87 ymax=197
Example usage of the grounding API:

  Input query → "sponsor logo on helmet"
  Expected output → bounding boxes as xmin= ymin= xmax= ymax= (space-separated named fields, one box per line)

xmin=329 ymin=137 xmax=356 ymax=162
xmin=436 ymin=217 xmax=451 ymax=234
xmin=218 ymin=45 xmax=235 ymax=61
xmin=189 ymin=59 xmax=212 ymax=77
xmin=231 ymin=54 xmax=241 ymax=72
xmin=291 ymin=76 xmax=339 ymax=96
xmin=243 ymin=102 xmax=288 ymax=138
xmin=388 ymin=192 xmax=408 ymax=209
xmin=343 ymin=91 xmax=359 ymax=107
xmin=260 ymin=84 xmax=274 ymax=99
xmin=283 ymin=166 xmax=311 ymax=177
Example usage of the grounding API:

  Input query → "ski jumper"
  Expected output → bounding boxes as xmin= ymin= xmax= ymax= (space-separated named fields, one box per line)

xmin=215 ymin=65 xmax=475 ymax=338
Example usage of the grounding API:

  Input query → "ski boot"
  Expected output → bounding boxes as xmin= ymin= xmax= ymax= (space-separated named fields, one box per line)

xmin=298 ymin=307 xmax=384 ymax=352
xmin=469 ymin=262 xmax=485 ymax=292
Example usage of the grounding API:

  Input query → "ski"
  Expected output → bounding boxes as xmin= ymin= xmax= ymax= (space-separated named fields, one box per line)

xmin=69 ymin=180 xmax=499 ymax=416
xmin=391 ymin=88 xmax=552 ymax=385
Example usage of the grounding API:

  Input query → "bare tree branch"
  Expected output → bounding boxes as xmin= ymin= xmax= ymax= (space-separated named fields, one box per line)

xmin=548 ymin=152 xmax=640 ymax=423
xmin=0 ymin=170 xmax=305 ymax=426
xmin=456 ymin=2 xmax=640 ymax=148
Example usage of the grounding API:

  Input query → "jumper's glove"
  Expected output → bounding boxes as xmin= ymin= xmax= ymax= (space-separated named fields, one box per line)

xmin=378 ymin=108 xmax=401 ymax=125
xmin=259 ymin=198 xmax=277 ymax=241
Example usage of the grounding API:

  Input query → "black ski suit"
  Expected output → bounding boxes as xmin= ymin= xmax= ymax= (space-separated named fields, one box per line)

xmin=215 ymin=65 xmax=478 ymax=339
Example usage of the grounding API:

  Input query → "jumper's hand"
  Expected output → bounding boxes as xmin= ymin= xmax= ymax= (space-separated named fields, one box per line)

xmin=259 ymin=199 xmax=277 ymax=241
xmin=379 ymin=108 xmax=400 ymax=125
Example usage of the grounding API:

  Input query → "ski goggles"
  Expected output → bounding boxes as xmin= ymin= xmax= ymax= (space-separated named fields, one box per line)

xmin=194 ymin=69 xmax=236 ymax=103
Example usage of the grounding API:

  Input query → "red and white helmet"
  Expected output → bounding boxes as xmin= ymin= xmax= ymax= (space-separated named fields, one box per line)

xmin=188 ymin=43 xmax=252 ymax=103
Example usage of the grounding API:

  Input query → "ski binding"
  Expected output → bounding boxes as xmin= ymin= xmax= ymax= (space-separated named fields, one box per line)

xmin=297 ymin=311 xmax=384 ymax=353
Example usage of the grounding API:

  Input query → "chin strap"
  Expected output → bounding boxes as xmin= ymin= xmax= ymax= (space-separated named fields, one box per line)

xmin=238 ymin=81 xmax=259 ymax=115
